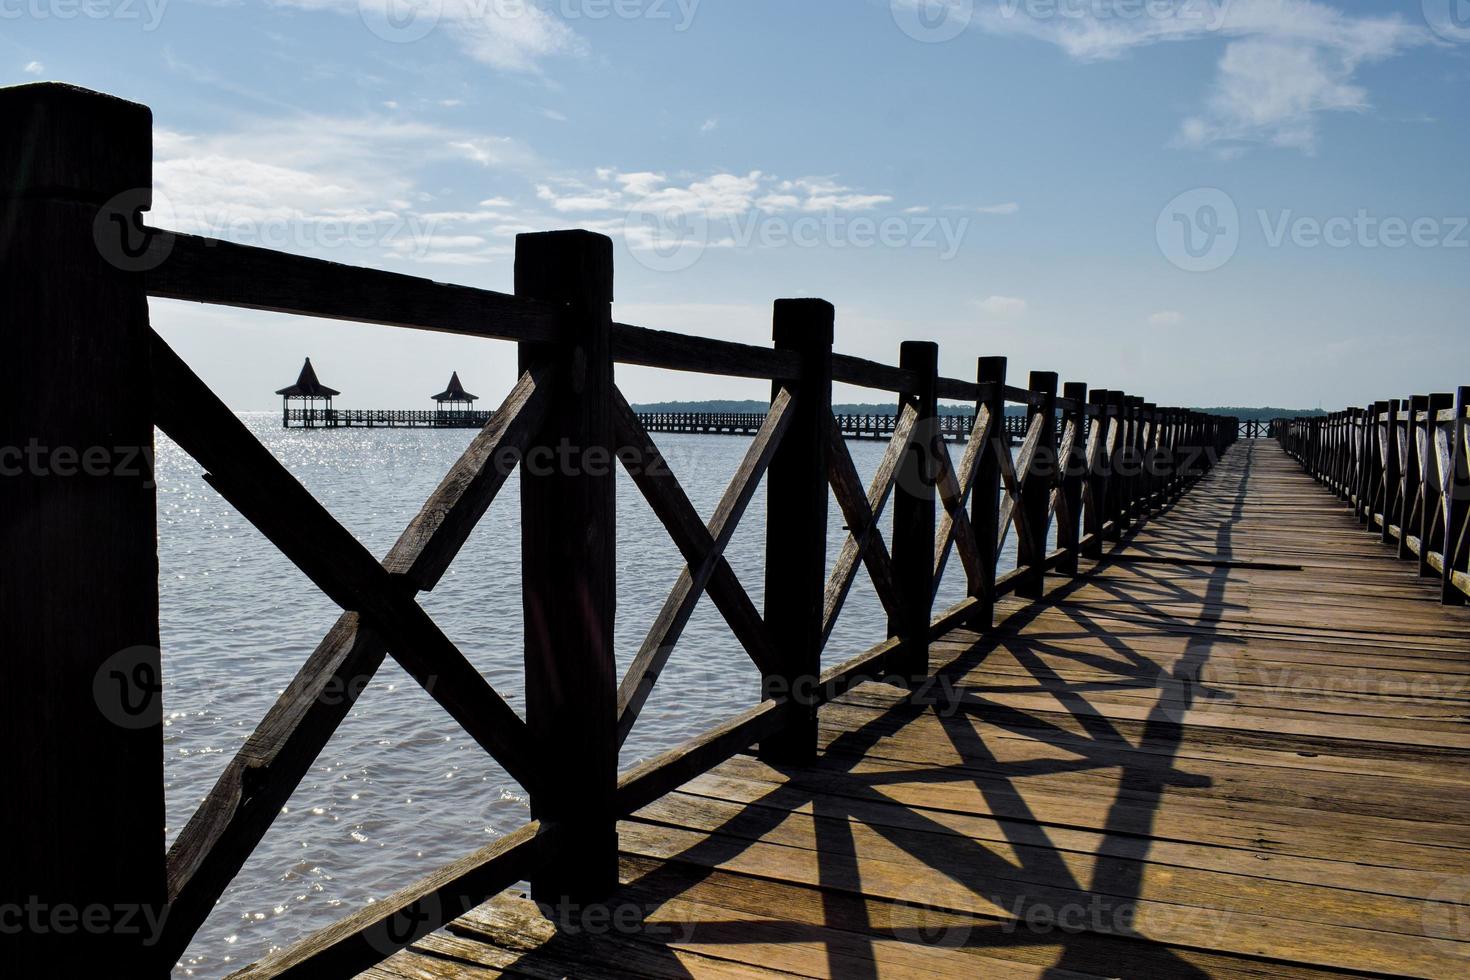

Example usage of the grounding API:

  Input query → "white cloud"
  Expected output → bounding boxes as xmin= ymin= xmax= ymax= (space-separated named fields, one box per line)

xmin=700 ymin=118 xmax=718 ymax=133
xmin=977 ymin=295 xmax=1028 ymax=317
xmin=974 ymin=0 xmax=1428 ymax=154
xmin=23 ymin=61 xmax=43 ymax=75
xmin=275 ymin=0 xmax=585 ymax=72
xmin=535 ymin=170 xmax=896 ymax=222
xmin=150 ymin=115 xmax=535 ymax=266
xmin=1149 ymin=310 xmax=1184 ymax=326
xmin=976 ymin=202 xmax=1020 ymax=215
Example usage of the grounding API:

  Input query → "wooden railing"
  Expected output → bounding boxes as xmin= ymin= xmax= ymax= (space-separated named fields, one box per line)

xmin=1277 ymin=392 xmax=1470 ymax=605
xmin=0 ymin=83 xmax=1238 ymax=978
xmin=637 ymin=410 xmax=1031 ymax=441
xmin=284 ymin=407 xmax=495 ymax=428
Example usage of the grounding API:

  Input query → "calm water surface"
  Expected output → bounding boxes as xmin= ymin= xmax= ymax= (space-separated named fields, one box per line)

xmin=161 ymin=415 xmax=1020 ymax=977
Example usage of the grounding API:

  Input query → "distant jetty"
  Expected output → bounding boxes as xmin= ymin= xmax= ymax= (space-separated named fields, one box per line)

xmin=276 ymin=359 xmax=492 ymax=428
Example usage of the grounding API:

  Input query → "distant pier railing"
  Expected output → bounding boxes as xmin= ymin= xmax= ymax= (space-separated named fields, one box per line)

xmin=285 ymin=407 xmax=493 ymax=428
xmin=639 ymin=414 xmax=1276 ymax=442
xmin=635 ymin=411 xmax=1031 ymax=441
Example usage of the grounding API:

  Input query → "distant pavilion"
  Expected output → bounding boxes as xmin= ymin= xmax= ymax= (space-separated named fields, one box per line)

xmin=276 ymin=357 xmax=340 ymax=426
xmin=431 ymin=372 xmax=479 ymax=414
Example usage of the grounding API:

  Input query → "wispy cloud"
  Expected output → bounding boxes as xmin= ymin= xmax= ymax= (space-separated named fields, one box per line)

xmin=537 ymin=170 xmax=895 ymax=220
xmin=976 ymin=202 xmax=1020 ymax=215
xmin=976 ymin=295 xmax=1028 ymax=317
xmin=23 ymin=61 xmax=43 ymax=75
xmin=1149 ymin=310 xmax=1184 ymax=326
xmin=970 ymin=0 xmax=1428 ymax=154
xmin=274 ymin=0 xmax=585 ymax=72
xmin=150 ymin=115 xmax=536 ymax=265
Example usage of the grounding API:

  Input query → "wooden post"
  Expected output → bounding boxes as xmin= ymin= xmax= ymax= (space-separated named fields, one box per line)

xmin=1444 ymin=388 xmax=1470 ymax=606
xmin=890 ymin=341 xmax=938 ymax=681
xmin=0 ymin=83 xmax=165 ymax=975
xmin=1124 ymin=396 xmax=1145 ymax=530
xmin=1017 ymin=372 xmax=1058 ymax=599
xmin=1082 ymin=389 xmax=1111 ymax=560
xmin=1056 ymin=382 xmax=1087 ymax=576
xmin=514 ymin=230 xmax=618 ymax=908
xmin=969 ymin=356 xmax=1007 ymax=628
xmin=1381 ymin=399 xmax=1401 ymax=545
xmin=1399 ymin=395 xmax=1424 ymax=560
xmin=759 ymin=299 xmax=833 ymax=766
xmin=1139 ymin=402 xmax=1158 ymax=514
xmin=1419 ymin=394 xmax=1452 ymax=579
xmin=1106 ymin=392 xmax=1130 ymax=542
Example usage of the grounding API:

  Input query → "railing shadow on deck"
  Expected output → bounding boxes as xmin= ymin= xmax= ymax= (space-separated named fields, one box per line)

xmin=1 ymin=82 xmax=1239 ymax=979
xmin=424 ymin=450 xmax=1257 ymax=978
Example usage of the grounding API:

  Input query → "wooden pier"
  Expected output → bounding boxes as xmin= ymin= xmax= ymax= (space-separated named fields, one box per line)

xmin=284 ymin=408 xmax=495 ymax=429
xmin=637 ymin=411 xmax=1029 ymax=442
xmin=6 ymin=84 xmax=1470 ymax=979
xmin=349 ymin=439 xmax=1470 ymax=978
xmin=639 ymin=414 xmax=1277 ymax=442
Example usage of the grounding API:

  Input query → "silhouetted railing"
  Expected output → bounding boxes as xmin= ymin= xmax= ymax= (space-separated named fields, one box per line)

xmin=636 ymin=411 xmax=1032 ymax=441
xmin=284 ymin=407 xmax=494 ymax=428
xmin=1 ymin=82 xmax=1238 ymax=978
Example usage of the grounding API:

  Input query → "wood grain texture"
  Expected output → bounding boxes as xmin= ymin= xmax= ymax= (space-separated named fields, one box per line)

xmin=364 ymin=439 xmax=1470 ymax=980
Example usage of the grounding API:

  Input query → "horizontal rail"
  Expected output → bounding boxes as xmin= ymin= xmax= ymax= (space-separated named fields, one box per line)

xmin=611 ymin=321 xmax=802 ymax=380
xmin=145 ymin=229 xmax=564 ymax=344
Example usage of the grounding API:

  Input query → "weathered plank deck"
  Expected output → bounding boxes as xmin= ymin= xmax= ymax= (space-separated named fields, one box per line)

xmin=365 ymin=440 xmax=1470 ymax=978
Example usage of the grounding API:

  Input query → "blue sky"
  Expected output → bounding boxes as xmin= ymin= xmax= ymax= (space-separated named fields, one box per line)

xmin=8 ymin=0 xmax=1468 ymax=410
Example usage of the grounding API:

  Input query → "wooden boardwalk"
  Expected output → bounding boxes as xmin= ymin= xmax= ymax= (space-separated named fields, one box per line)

xmin=366 ymin=441 xmax=1470 ymax=978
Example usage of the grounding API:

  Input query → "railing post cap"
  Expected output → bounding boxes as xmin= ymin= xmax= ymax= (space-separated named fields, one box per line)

xmin=514 ymin=230 xmax=614 ymax=303
xmin=899 ymin=340 xmax=938 ymax=370
xmin=0 ymin=81 xmax=151 ymax=204
xmin=772 ymin=298 xmax=834 ymax=348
